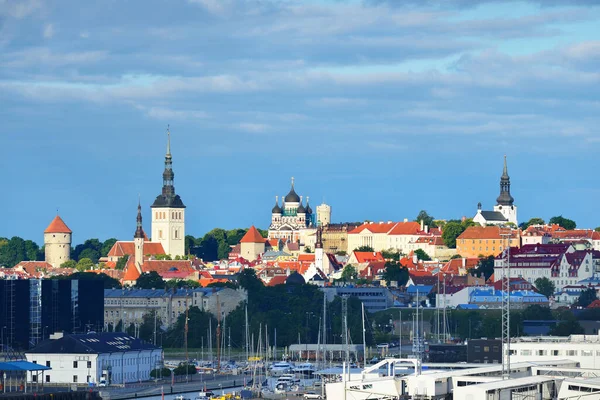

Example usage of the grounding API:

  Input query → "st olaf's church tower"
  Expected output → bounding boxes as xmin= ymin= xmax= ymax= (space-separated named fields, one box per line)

xmin=151 ymin=128 xmax=186 ymax=257
xmin=473 ymin=156 xmax=518 ymax=226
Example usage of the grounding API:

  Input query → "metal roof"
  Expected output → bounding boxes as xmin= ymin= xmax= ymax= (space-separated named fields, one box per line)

xmin=0 ymin=361 xmax=51 ymax=371
xmin=104 ymin=288 xmax=222 ymax=298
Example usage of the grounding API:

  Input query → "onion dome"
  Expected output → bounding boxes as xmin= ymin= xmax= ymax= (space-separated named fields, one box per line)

xmin=284 ymin=177 xmax=300 ymax=203
xmin=286 ymin=271 xmax=306 ymax=285
xmin=297 ymin=202 xmax=306 ymax=214
xmin=306 ymin=197 xmax=313 ymax=214
xmin=272 ymin=196 xmax=282 ymax=213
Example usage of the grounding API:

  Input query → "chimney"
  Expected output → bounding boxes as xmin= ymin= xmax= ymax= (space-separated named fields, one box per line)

xmin=413 ymin=254 xmax=418 ymax=264
xmin=462 ymin=258 xmax=466 ymax=268
xmin=425 ymin=225 xmax=429 ymax=234
xmin=420 ymin=220 xmax=424 ymax=231
xmin=404 ymin=218 xmax=408 ymax=223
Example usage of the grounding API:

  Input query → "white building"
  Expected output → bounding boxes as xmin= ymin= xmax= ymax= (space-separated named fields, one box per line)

xmin=25 ymin=332 xmax=162 ymax=385
xmin=510 ymin=334 xmax=600 ymax=369
xmin=473 ymin=156 xmax=518 ymax=227
xmin=151 ymin=129 xmax=186 ymax=257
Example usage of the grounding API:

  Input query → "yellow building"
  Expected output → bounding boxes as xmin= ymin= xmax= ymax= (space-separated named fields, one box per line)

xmin=321 ymin=223 xmax=360 ymax=254
xmin=457 ymin=226 xmax=520 ymax=258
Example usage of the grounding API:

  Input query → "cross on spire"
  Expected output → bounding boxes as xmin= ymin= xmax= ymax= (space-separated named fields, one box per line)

xmin=291 ymin=176 xmax=295 ymax=187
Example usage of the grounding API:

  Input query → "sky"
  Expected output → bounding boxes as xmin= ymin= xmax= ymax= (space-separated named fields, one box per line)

xmin=1 ymin=0 xmax=600 ymax=245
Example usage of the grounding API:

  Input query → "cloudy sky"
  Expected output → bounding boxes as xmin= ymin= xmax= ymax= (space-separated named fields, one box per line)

xmin=2 ymin=0 xmax=599 ymax=244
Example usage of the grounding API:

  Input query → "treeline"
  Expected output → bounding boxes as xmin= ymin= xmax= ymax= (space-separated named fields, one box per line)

xmin=184 ymin=227 xmax=267 ymax=261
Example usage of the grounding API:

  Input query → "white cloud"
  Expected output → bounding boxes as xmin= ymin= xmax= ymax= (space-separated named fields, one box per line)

xmin=236 ymin=123 xmax=269 ymax=133
xmin=0 ymin=0 xmax=42 ymax=18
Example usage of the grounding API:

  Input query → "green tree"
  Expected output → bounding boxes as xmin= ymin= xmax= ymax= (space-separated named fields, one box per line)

xmin=304 ymin=246 xmax=312 ymax=253
xmin=155 ymin=254 xmax=172 ymax=260
xmin=76 ymin=257 xmax=94 ymax=271
xmin=534 ymin=277 xmax=556 ymax=299
xmin=150 ymin=368 xmax=171 ymax=379
xmin=0 ymin=236 xmax=32 ymax=267
xmin=341 ymin=265 xmax=358 ymax=281
xmin=139 ymin=311 xmax=162 ymax=343
xmin=185 ymin=235 xmax=197 ymax=255
xmin=79 ymin=248 xmax=100 ymax=263
xmin=381 ymin=250 xmax=401 ymax=261
xmin=442 ymin=222 xmax=465 ymax=248
xmin=521 ymin=304 xmax=553 ymax=321
xmin=335 ymin=251 xmax=347 ymax=256
xmin=414 ymin=249 xmax=431 ymax=261
xmin=101 ymin=238 xmax=118 ymax=257
xmin=522 ymin=218 xmax=545 ymax=229
xmin=115 ymin=256 xmax=128 ymax=270
xmin=549 ymin=215 xmax=576 ymax=230
xmin=595 ymin=227 xmax=600 ymax=232
xmin=135 ymin=271 xmax=165 ymax=289
xmin=354 ymin=245 xmax=375 ymax=252
xmin=578 ymin=287 xmax=598 ymax=308
xmin=415 ymin=210 xmax=437 ymax=228
xmin=238 ymin=268 xmax=264 ymax=294
xmin=469 ymin=256 xmax=495 ymax=280
xmin=550 ymin=320 xmax=584 ymax=336
xmin=60 ymin=260 xmax=77 ymax=269
xmin=72 ymin=239 xmax=103 ymax=261
xmin=382 ymin=261 xmax=409 ymax=286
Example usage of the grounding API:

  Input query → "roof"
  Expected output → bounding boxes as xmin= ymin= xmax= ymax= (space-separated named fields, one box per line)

xmin=388 ymin=221 xmax=421 ymax=235
xmin=478 ymin=211 xmax=508 ymax=222
xmin=407 ymin=285 xmax=434 ymax=294
xmin=298 ymin=254 xmax=315 ymax=262
xmin=107 ymin=241 xmax=166 ymax=258
xmin=26 ymin=332 xmax=159 ymax=354
xmin=266 ymin=275 xmax=288 ymax=286
xmin=240 ymin=226 xmax=266 ymax=244
xmin=353 ymin=251 xmax=385 ymax=263
xmin=458 ymin=225 xmax=516 ymax=240
xmin=44 ymin=215 xmax=72 ymax=234
xmin=123 ymin=258 xmax=140 ymax=281
xmin=0 ymin=361 xmax=51 ymax=371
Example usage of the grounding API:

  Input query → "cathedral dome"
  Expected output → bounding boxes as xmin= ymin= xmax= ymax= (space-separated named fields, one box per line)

xmin=284 ymin=186 xmax=300 ymax=203
xmin=306 ymin=201 xmax=313 ymax=214
xmin=272 ymin=202 xmax=282 ymax=214
xmin=297 ymin=202 xmax=306 ymax=214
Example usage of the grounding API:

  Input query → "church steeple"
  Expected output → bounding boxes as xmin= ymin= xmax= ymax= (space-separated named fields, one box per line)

xmin=152 ymin=126 xmax=185 ymax=208
xmin=134 ymin=199 xmax=144 ymax=239
xmin=496 ymin=155 xmax=514 ymax=206
xmin=315 ymin=225 xmax=323 ymax=249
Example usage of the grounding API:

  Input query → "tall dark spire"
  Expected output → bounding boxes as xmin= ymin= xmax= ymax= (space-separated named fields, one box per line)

xmin=152 ymin=127 xmax=186 ymax=209
xmin=134 ymin=199 xmax=144 ymax=239
xmin=496 ymin=155 xmax=514 ymax=206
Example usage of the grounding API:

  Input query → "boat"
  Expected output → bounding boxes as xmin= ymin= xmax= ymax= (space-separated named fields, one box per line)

xmin=269 ymin=361 xmax=294 ymax=376
xmin=293 ymin=362 xmax=316 ymax=376
xmin=195 ymin=392 xmax=215 ymax=400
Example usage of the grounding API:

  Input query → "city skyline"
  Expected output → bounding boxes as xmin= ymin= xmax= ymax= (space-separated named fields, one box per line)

xmin=2 ymin=0 xmax=599 ymax=242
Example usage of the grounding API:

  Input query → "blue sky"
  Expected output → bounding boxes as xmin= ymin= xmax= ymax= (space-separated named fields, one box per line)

xmin=1 ymin=0 xmax=600 ymax=244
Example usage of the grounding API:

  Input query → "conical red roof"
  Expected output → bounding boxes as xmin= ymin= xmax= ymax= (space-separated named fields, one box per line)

xmin=240 ymin=226 xmax=266 ymax=243
xmin=44 ymin=215 xmax=72 ymax=233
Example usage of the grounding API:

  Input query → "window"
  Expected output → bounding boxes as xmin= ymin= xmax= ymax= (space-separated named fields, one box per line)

xmin=484 ymin=346 xmax=490 ymax=352
xmin=32 ymin=375 xmax=37 ymax=382
xmin=87 ymin=361 xmax=92 ymax=369
xmin=552 ymin=350 xmax=560 ymax=356
xmin=537 ymin=350 xmax=546 ymax=356
xmin=46 ymin=376 xmax=50 ymax=383
xmin=46 ymin=361 xmax=51 ymax=367
xmin=521 ymin=350 xmax=531 ymax=356
xmin=582 ymin=350 xmax=593 ymax=356
xmin=567 ymin=350 xmax=577 ymax=356
xmin=73 ymin=361 xmax=78 ymax=368
xmin=73 ymin=375 xmax=78 ymax=383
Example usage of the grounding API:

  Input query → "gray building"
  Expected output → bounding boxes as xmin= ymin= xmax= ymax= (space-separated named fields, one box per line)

xmin=320 ymin=286 xmax=394 ymax=313
xmin=103 ymin=287 xmax=247 ymax=330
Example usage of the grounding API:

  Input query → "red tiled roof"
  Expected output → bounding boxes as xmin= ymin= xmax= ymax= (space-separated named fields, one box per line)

xmin=298 ymin=254 xmax=315 ymax=262
xmin=349 ymin=222 xmax=397 ymax=234
xmin=107 ymin=241 xmax=166 ymax=258
xmin=458 ymin=226 xmax=517 ymax=240
xmin=353 ymin=251 xmax=385 ymax=263
xmin=388 ymin=222 xmax=421 ymax=235
xmin=267 ymin=275 xmax=288 ymax=286
xmin=442 ymin=258 xmax=479 ymax=274
xmin=587 ymin=299 xmax=600 ymax=309
xmin=123 ymin=258 xmax=140 ymax=281
xmin=14 ymin=261 xmax=54 ymax=274
xmin=240 ymin=226 xmax=266 ymax=243
xmin=44 ymin=216 xmax=72 ymax=233
xmin=141 ymin=260 xmax=195 ymax=275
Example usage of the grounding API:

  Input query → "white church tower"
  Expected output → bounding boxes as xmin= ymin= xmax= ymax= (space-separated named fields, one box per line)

xmin=493 ymin=156 xmax=518 ymax=225
xmin=134 ymin=200 xmax=145 ymax=273
xmin=151 ymin=128 xmax=186 ymax=257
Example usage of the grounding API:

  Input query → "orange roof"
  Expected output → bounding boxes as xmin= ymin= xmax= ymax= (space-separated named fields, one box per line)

xmin=107 ymin=241 xmax=166 ymax=258
xmin=14 ymin=261 xmax=54 ymax=274
xmin=141 ymin=260 xmax=195 ymax=275
xmin=354 ymin=251 xmax=385 ymax=263
xmin=240 ymin=226 xmax=266 ymax=243
xmin=298 ymin=254 xmax=315 ymax=262
xmin=441 ymin=258 xmax=480 ymax=274
xmin=123 ymin=258 xmax=141 ymax=281
xmin=349 ymin=222 xmax=397 ymax=234
xmin=458 ymin=226 xmax=517 ymax=240
xmin=388 ymin=222 xmax=421 ymax=235
xmin=44 ymin=215 xmax=72 ymax=233
xmin=267 ymin=275 xmax=288 ymax=286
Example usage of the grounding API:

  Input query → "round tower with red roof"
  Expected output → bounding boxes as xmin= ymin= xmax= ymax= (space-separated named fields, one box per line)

xmin=44 ymin=214 xmax=72 ymax=268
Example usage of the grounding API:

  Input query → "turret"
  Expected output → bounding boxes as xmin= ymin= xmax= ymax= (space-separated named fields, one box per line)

xmin=44 ymin=215 xmax=72 ymax=268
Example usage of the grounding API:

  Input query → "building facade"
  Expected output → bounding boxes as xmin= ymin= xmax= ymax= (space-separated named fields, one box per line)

xmin=26 ymin=332 xmax=162 ymax=385
xmin=321 ymin=223 xmax=360 ymax=254
xmin=44 ymin=215 xmax=72 ymax=268
xmin=151 ymin=129 xmax=186 ymax=257
xmin=456 ymin=225 xmax=520 ymax=258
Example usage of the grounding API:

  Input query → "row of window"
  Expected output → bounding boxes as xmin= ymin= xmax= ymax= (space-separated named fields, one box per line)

xmin=519 ymin=349 xmax=599 ymax=356
xmin=155 ymin=211 xmax=183 ymax=220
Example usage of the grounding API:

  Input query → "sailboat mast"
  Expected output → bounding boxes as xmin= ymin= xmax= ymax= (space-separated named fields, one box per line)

xmin=322 ymin=293 xmax=327 ymax=366
xmin=361 ymin=303 xmax=367 ymax=365
xmin=245 ymin=302 xmax=249 ymax=363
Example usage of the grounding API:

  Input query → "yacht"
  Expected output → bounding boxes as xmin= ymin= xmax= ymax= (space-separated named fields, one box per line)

xmin=269 ymin=361 xmax=294 ymax=376
xmin=293 ymin=362 xmax=316 ymax=376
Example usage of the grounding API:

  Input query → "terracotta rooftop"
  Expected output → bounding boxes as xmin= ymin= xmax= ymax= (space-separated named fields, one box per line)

xmin=107 ymin=241 xmax=166 ymax=258
xmin=240 ymin=226 xmax=266 ymax=243
xmin=458 ymin=226 xmax=517 ymax=240
xmin=44 ymin=215 xmax=72 ymax=234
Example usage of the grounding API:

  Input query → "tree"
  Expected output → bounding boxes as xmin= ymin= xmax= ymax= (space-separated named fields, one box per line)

xmin=335 ymin=251 xmax=347 ymax=256
xmin=139 ymin=311 xmax=162 ymax=343
xmin=578 ymin=287 xmax=598 ymax=308
xmin=154 ymin=254 xmax=172 ymax=260
xmin=355 ymin=245 xmax=374 ymax=252
xmin=72 ymin=239 xmax=102 ymax=261
xmin=76 ymin=258 xmax=94 ymax=271
xmin=469 ymin=256 xmax=495 ymax=280
xmin=150 ymin=368 xmax=171 ymax=379
xmin=595 ymin=227 xmax=600 ymax=232
xmin=521 ymin=218 xmax=545 ymax=229
xmin=415 ymin=210 xmax=437 ymax=228
xmin=135 ymin=271 xmax=165 ymax=289
xmin=382 ymin=261 xmax=409 ymax=286
xmin=115 ymin=256 xmax=128 ymax=270
xmin=381 ymin=250 xmax=401 ymax=261
xmin=414 ymin=249 xmax=431 ymax=261
xmin=442 ymin=222 xmax=464 ymax=248
xmin=550 ymin=320 xmax=584 ymax=336
xmin=341 ymin=265 xmax=358 ymax=281
xmin=79 ymin=248 xmax=100 ymax=264
xmin=0 ymin=236 xmax=36 ymax=267
xmin=60 ymin=260 xmax=77 ymax=269
xmin=238 ymin=268 xmax=264 ymax=294
xmin=549 ymin=215 xmax=576 ymax=230
xmin=534 ymin=277 xmax=556 ymax=299
xmin=101 ymin=238 xmax=118 ymax=257
xmin=304 ymin=246 xmax=312 ymax=253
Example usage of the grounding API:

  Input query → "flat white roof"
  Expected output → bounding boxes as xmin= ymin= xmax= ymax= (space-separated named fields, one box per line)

xmin=460 ymin=375 xmax=554 ymax=391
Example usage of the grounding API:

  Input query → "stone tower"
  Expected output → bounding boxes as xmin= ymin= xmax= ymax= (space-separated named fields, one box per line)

xmin=494 ymin=156 xmax=518 ymax=225
xmin=134 ymin=200 xmax=145 ymax=273
xmin=151 ymin=128 xmax=186 ymax=257
xmin=316 ymin=203 xmax=331 ymax=227
xmin=44 ymin=215 xmax=72 ymax=268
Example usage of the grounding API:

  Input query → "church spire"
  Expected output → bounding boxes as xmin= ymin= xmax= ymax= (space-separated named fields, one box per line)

xmin=134 ymin=199 xmax=144 ymax=239
xmin=315 ymin=225 xmax=323 ymax=249
xmin=166 ymin=125 xmax=171 ymax=156
xmin=496 ymin=155 xmax=514 ymax=206
xmin=152 ymin=126 xmax=185 ymax=208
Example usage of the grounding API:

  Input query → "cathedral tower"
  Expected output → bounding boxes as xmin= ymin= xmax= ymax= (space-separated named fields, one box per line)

xmin=44 ymin=215 xmax=72 ymax=268
xmin=151 ymin=128 xmax=186 ymax=257
xmin=493 ymin=156 xmax=518 ymax=225
xmin=134 ymin=200 xmax=145 ymax=273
